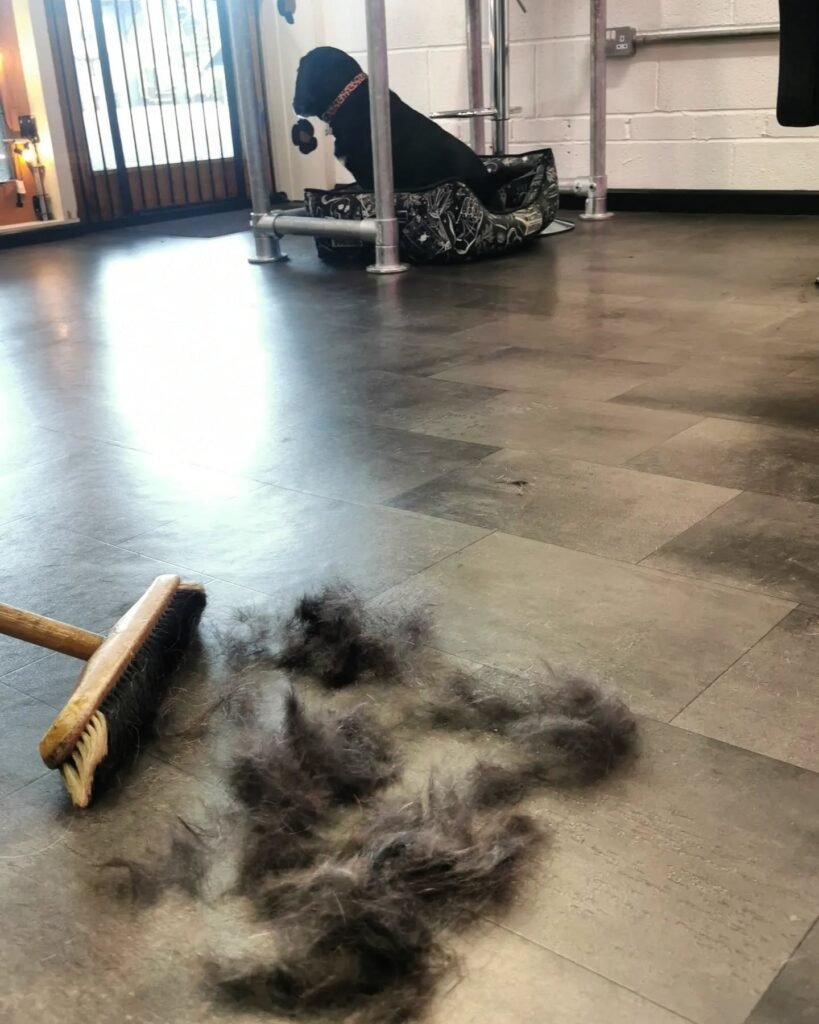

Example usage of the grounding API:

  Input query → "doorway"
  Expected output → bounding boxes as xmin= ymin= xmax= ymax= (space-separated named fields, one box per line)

xmin=45 ymin=0 xmax=274 ymax=222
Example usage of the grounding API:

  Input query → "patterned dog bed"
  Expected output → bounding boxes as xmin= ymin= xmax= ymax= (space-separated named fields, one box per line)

xmin=303 ymin=148 xmax=559 ymax=265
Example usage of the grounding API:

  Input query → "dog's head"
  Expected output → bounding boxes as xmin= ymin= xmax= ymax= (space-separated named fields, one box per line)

xmin=293 ymin=47 xmax=364 ymax=118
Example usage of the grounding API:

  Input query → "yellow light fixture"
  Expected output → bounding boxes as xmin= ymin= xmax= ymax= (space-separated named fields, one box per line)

xmin=14 ymin=140 xmax=35 ymax=162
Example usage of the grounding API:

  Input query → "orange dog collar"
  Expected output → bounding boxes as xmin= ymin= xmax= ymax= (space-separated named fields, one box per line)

xmin=321 ymin=72 xmax=367 ymax=123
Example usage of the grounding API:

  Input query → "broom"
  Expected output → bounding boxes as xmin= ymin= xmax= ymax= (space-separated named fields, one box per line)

xmin=0 ymin=574 xmax=206 ymax=808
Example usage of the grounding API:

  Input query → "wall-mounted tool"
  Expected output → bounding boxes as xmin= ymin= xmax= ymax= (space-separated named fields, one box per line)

xmin=277 ymin=0 xmax=296 ymax=24
xmin=6 ymin=115 xmax=53 ymax=220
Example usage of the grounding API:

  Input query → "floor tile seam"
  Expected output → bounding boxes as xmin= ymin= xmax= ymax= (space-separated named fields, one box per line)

xmin=605 ymin=385 xmax=819 ymax=427
xmin=0 ymin=513 xmax=31 ymax=531
xmin=312 ymin=406 xmax=819 ymax=499
xmin=0 ymin=675 xmax=67 ymax=714
xmin=0 ymin=450 xmax=83 ymax=482
xmin=14 ymin=422 xmax=293 ymax=493
xmin=624 ymin=470 xmax=819 ymax=509
xmin=368 ymin=412 xmax=712 ymax=470
xmin=369 ymin=497 xmax=804 ymax=612
xmin=620 ymin=417 xmax=737 ymax=470
xmin=361 ymin=530 xmax=499 ymax=607
xmin=665 ymin=713 xmax=819 ymax=777
xmin=10 ymin=526 xmax=239 ymax=597
xmin=23 ymin=461 xmax=489 ymax=547
xmin=428 ymin=353 xmax=686 ymax=393
xmin=2 ymin=536 xmax=279 ymax=611
xmin=369 ymin=445 xmax=506 ymax=500
xmin=9 ymin=524 xmax=496 ymax=657
xmin=415 ymin=434 xmax=744 ymax=497
xmin=0 ymin=771 xmax=51 ymax=818
xmin=633 ymin=486 xmax=747 ymax=566
xmin=383 ymin=480 xmax=766 ymax=576
xmin=634 ymin=555 xmax=801 ymax=609
xmin=7 ymin=495 xmax=802 ymax=617
xmin=635 ymin=486 xmax=819 ymax=600
xmin=487 ymin=920 xmax=700 ymax=1024
xmin=667 ymin=607 xmax=800 ymax=726
xmin=104 ymin=471 xmax=291 ymax=545
xmin=2 ymin=449 xmax=272 ymax=521
xmin=0 ymin=653 xmax=54 ymax=683
xmin=106 ymin=508 xmax=494 ymax=603
xmin=740 ymin=913 xmax=819 ymax=1024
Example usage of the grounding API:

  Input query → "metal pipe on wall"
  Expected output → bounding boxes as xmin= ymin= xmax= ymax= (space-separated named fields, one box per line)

xmin=224 ymin=0 xmax=285 ymax=263
xmin=488 ymin=0 xmax=510 ymax=153
xmin=637 ymin=23 xmax=779 ymax=45
xmin=364 ymin=0 xmax=408 ymax=274
xmin=465 ymin=0 xmax=487 ymax=153
xmin=429 ymin=107 xmax=498 ymax=119
xmin=581 ymin=0 xmax=612 ymax=220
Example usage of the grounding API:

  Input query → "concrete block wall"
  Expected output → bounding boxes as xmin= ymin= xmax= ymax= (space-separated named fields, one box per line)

xmin=319 ymin=0 xmax=819 ymax=191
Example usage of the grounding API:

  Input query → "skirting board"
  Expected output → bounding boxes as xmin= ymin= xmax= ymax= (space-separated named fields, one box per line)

xmin=560 ymin=189 xmax=819 ymax=216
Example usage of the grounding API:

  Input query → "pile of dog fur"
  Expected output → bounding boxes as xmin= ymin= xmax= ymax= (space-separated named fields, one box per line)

xmin=106 ymin=585 xmax=639 ymax=1024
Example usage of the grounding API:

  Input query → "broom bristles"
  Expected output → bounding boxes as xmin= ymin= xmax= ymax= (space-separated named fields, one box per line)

xmin=61 ymin=586 xmax=207 ymax=807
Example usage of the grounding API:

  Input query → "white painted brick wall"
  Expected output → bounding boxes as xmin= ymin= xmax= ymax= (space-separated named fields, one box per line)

xmin=733 ymin=0 xmax=779 ymax=24
xmin=315 ymin=0 xmax=819 ymax=191
xmin=657 ymin=42 xmax=779 ymax=112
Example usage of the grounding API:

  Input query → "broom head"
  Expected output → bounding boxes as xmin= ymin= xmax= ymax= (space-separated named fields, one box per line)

xmin=39 ymin=576 xmax=207 ymax=808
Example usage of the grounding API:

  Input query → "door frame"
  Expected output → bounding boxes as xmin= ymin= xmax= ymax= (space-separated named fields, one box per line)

xmin=44 ymin=0 xmax=272 ymax=223
xmin=257 ymin=0 xmax=336 ymax=201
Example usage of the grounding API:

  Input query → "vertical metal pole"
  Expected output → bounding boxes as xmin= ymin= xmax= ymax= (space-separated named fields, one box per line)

xmin=224 ymin=0 xmax=285 ymax=263
xmin=489 ymin=0 xmax=509 ymax=154
xmin=465 ymin=0 xmax=486 ymax=154
xmin=364 ymin=0 xmax=408 ymax=274
xmin=90 ymin=0 xmax=134 ymax=215
xmin=580 ymin=0 xmax=613 ymax=220
xmin=215 ymin=0 xmax=248 ymax=202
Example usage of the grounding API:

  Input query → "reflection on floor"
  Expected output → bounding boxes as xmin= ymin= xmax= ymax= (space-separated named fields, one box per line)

xmin=1 ymin=212 xmax=818 ymax=1024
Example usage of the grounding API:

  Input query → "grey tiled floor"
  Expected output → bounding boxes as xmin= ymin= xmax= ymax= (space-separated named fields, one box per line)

xmin=1 ymin=213 xmax=818 ymax=1024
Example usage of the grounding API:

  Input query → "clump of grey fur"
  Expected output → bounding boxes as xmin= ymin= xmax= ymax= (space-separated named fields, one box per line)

xmin=510 ymin=677 xmax=638 ymax=784
xmin=341 ymin=779 xmax=541 ymax=924
xmin=276 ymin=585 xmax=430 ymax=688
xmin=116 ymin=587 xmax=640 ymax=1024
xmin=212 ymin=605 xmax=280 ymax=672
xmin=230 ymin=689 xmax=401 ymax=893
xmin=215 ymin=779 xmax=540 ymax=1022
xmin=430 ymin=674 xmax=639 ymax=807
xmin=213 ymin=891 xmax=443 ymax=1024
xmin=101 ymin=817 xmax=209 ymax=906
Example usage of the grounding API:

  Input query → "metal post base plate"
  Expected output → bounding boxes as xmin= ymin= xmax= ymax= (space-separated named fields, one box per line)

xmin=248 ymin=225 xmax=287 ymax=265
xmin=249 ymin=253 xmax=290 ymax=265
xmin=366 ymin=262 xmax=409 ymax=275
xmin=579 ymin=211 xmax=614 ymax=221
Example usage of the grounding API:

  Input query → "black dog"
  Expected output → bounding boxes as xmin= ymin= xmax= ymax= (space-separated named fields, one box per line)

xmin=293 ymin=47 xmax=497 ymax=206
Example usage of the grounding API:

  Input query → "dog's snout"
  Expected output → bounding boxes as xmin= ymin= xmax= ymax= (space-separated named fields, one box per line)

xmin=293 ymin=70 xmax=311 ymax=116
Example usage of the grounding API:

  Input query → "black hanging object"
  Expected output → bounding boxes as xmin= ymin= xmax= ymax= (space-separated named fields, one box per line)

xmin=277 ymin=0 xmax=296 ymax=25
xmin=777 ymin=0 xmax=819 ymax=126
xmin=18 ymin=114 xmax=39 ymax=141
xmin=291 ymin=118 xmax=318 ymax=155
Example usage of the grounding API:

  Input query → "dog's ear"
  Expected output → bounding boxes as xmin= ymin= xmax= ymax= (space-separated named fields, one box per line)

xmin=293 ymin=54 xmax=319 ymax=116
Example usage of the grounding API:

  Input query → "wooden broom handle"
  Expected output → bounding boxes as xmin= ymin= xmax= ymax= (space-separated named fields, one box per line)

xmin=0 ymin=603 xmax=103 ymax=661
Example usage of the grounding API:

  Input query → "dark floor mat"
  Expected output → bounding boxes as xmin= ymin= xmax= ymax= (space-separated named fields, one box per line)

xmin=130 ymin=209 xmax=251 ymax=239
